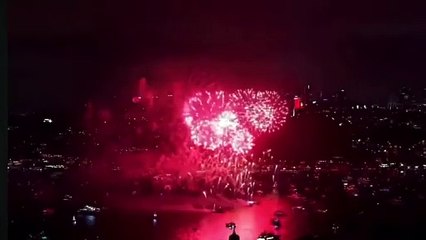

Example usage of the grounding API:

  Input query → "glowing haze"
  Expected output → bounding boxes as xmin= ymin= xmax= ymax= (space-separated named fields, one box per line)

xmin=119 ymin=85 xmax=288 ymax=197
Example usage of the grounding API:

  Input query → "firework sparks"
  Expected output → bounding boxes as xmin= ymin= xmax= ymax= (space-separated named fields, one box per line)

xmin=183 ymin=90 xmax=228 ymax=121
xmin=230 ymin=89 xmax=288 ymax=133
xmin=180 ymin=88 xmax=286 ymax=198
xmin=184 ymin=89 xmax=288 ymax=154
xmin=183 ymin=91 xmax=255 ymax=154
xmin=186 ymin=111 xmax=254 ymax=153
xmin=141 ymin=88 xmax=288 ymax=197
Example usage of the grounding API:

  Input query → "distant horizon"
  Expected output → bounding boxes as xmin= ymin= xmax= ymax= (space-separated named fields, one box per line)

xmin=8 ymin=83 xmax=426 ymax=114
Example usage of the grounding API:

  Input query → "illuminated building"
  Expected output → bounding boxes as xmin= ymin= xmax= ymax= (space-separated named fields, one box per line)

xmin=292 ymin=96 xmax=303 ymax=117
xmin=303 ymin=83 xmax=313 ymax=105
xmin=399 ymin=86 xmax=415 ymax=106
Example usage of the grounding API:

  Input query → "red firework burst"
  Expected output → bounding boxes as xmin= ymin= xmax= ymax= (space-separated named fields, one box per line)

xmin=187 ymin=110 xmax=254 ymax=154
xmin=183 ymin=91 xmax=253 ymax=154
xmin=211 ymin=111 xmax=254 ymax=154
xmin=183 ymin=90 xmax=228 ymax=121
xmin=183 ymin=89 xmax=287 ymax=155
xmin=230 ymin=89 xmax=288 ymax=133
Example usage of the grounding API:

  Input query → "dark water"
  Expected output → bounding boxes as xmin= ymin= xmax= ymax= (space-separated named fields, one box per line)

xmin=11 ymin=193 xmax=426 ymax=240
xmin=10 ymin=195 xmax=311 ymax=240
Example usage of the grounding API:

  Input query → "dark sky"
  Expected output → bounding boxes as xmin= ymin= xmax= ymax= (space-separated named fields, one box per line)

xmin=9 ymin=0 xmax=426 ymax=111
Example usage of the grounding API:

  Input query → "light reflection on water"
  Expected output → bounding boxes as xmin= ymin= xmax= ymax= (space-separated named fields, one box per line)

xmin=102 ymin=195 xmax=309 ymax=240
xmin=83 ymin=215 xmax=96 ymax=227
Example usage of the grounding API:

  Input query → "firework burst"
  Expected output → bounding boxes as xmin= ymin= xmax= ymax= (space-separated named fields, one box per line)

xmin=180 ymin=88 xmax=287 ymax=197
xmin=230 ymin=89 xmax=288 ymax=133
xmin=183 ymin=89 xmax=288 ymax=154
xmin=186 ymin=110 xmax=254 ymax=154
xmin=183 ymin=90 xmax=228 ymax=121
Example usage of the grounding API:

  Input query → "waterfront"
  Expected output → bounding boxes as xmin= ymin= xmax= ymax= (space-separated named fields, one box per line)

xmin=10 ymin=194 xmax=309 ymax=240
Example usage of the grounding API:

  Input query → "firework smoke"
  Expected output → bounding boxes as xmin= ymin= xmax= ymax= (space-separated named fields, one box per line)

xmin=121 ymin=84 xmax=287 ymax=198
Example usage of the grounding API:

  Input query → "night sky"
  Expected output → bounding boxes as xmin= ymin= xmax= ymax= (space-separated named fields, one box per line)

xmin=8 ymin=0 xmax=426 ymax=112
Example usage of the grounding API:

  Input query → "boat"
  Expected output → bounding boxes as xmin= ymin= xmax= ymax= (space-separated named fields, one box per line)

xmin=257 ymin=232 xmax=280 ymax=240
xmin=77 ymin=205 xmax=101 ymax=214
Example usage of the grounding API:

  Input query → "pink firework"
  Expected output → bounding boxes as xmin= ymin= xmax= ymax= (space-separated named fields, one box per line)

xmin=230 ymin=89 xmax=288 ymax=133
xmin=183 ymin=89 xmax=287 ymax=155
xmin=246 ymin=90 xmax=288 ymax=133
xmin=189 ymin=119 xmax=218 ymax=150
xmin=187 ymin=110 xmax=254 ymax=154
xmin=229 ymin=89 xmax=257 ymax=120
xmin=183 ymin=90 xmax=228 ymax=121
xmin=183 ymin=91 xmax=254 ymax=154
xmin=211 ymin=111 xmax=254 ymax=154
